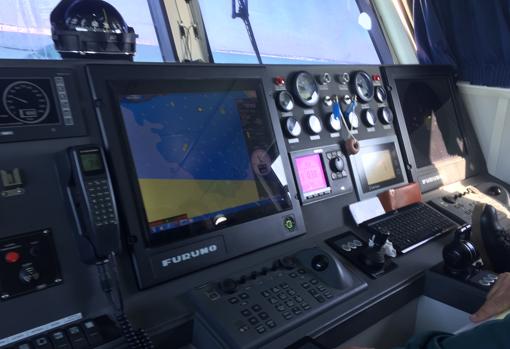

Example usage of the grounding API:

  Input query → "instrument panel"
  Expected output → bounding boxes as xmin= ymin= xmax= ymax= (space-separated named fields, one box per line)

xmin=0 ymin=70 xmax=87 ymax=143
xmin=265 ymin=65 xmax=404 ymax=203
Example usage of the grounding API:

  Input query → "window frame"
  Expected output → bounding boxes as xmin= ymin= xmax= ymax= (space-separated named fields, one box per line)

xmin=195 ymin=0 xmax=394 ymax=65
xmin=147 ymin=0 xmax=178 ymax=62
xmin=356 ymin=0 xmax=394 ymax=64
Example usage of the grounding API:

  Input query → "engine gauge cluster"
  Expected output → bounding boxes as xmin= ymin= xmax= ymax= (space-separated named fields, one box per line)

xmin=270 ymin=66 xmax=395 ymax=151
xmin=0 ymin=79 xmax=59 ymax=127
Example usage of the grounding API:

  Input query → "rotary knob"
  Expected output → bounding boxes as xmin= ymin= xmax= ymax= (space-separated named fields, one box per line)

xmin=362 ymin=109 xmax=376 ymax=127
xmin=285 ymin=117 xmax=302 ymax=137
xmin=19 ymin=266 xmax=40 ymax=284
xmin=331 ymin=156 xmax=345 ymax=172
xmin=328 ymin=113 xmax=341 ymax=132
xmin=280 ymin=256 xmax=297 ymax=270
xmin=219 ymin=278 xmax=238 ymax=294
xmin=338 ymin=72 xmax=350 ymax=85
xmin=323 ymin=95 xmax=333 ymax=107
xmin=347 ymin=111 xmax=359 ymax=129
xmin=379 ymin=107 xmax=394 ymax=125
xmin=307 ymin=114 xmax=322 ymax=134
xmin=317 ymin=72 xmax=332 ymax=85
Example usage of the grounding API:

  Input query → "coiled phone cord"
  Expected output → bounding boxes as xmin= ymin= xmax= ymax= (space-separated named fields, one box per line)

xmin=97 ymin=253 xmax=155 ymax=349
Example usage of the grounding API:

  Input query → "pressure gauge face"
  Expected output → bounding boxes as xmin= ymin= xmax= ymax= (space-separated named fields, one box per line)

xmin=276 ymin=90 xmax=294 ymax=111
xmin=375 ymin=86 xmax=387 ymax=103
xmin=3 ymin=81 xmax=50 ymax=124
xmin=353 ymin=71 xmax=374 ymax=103
xmin=348 ymin=111 xmax=359 ymax=129
xmin=293 ymin=71 xmax=319 ymax=107
xmin=362 ymin=109 xmax=376 ymax=127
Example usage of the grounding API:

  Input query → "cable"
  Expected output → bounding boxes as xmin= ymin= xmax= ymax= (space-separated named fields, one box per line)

xmin=333 ymin=95 xmax=358 ymax=143
xmin=96 ymin=254 xmax=154 ymax=349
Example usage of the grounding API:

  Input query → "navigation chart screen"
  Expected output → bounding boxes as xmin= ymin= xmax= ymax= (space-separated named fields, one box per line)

xmin=119 ymin=80 xmax=291 ymax=242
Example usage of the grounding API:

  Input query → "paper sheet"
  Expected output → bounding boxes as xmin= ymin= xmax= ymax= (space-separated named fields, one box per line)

xmin=349 ymin=197 xmax=386 ymax=225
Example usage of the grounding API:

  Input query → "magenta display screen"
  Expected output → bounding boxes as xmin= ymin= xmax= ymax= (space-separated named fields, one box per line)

xmin=295 ymin=154 xmax=328 ymax=194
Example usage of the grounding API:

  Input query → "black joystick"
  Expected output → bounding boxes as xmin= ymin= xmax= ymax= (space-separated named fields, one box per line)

xmin=360 ymin=230 xmax=390 ymax=269
xmin=311 ymin=254 xmax=329 ymax=271
xmin=473 ymin=204 xmax=510 ymax=273
xmin=219 ymin=278 xmax=238 ymax=294
xmin=280 ymin=256 xmax=297 ymax=270
xmin=488 ymin=185 xmax=503 ymax=196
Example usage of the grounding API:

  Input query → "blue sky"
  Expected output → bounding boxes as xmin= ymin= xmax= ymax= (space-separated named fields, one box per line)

xmin=199 ymin=0 xmax=380 ymax=64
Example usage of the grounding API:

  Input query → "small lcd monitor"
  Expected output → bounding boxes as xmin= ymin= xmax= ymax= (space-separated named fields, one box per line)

xmin=118 ymin=80 xmax=292 ymax=245
xmin=294 ymin=153 xmax=329 ymax=197
xmin=394 ymin=77 xmax=466 ymax=169
xmin=350 ymin=136 xmax=407 ymax=199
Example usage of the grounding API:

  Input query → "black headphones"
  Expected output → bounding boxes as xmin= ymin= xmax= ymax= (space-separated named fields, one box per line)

xmin=443 ymin=224 xmax=480 ymax=277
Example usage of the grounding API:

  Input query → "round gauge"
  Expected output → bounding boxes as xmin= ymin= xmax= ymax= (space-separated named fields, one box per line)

xmin=328 ymin=113 xmax=341 ymax=132
xmin=362 ymin=109 xmax=376 ymax=127
xmin=375 ymin=86 xmax=387 ymax=103
xmin=251 ymin=149 xmax=272 ymax=176
xmin=307 ymin=114 xmax=322 ymax=134
xmin=379 ymin=107 xmax=394 ymax=125
xmin=292 ymin=71 xmax=319 ymax=107
xmin=276 ymin=90 xmax=294 ymax=111
xmin=348 ymin=111 xmax=359 ymax=129
xmin=3 ymin=81 xmax=50 ymax=124
xmin=285 ymin=117 xmax=302 ymax=138
xmin=353 ymin=71 xmax=374 ymax=103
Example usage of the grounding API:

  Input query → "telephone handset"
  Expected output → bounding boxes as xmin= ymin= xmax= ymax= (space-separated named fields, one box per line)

xmin=66 ymin=145 xmax=121 ymax=264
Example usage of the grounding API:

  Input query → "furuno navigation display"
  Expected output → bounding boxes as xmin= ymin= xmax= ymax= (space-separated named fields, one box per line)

xmin=394 ymin=76 xmax=465 ymax=169
xmin=118 ymin=81 xmax=292 ymax=244
xmin=382 ymin=65 xmax=479 ymax=192
xmin=88 ymin=64 xmax=305 ymax=287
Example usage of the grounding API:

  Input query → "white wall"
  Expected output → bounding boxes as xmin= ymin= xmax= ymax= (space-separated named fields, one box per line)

xmin=458 ymin=83 xmax=510 ymax=183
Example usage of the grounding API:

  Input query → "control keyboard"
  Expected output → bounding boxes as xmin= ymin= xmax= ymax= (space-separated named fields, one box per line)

xmin=365 ymin=202 xmax=458 ymax=254
xmin=429 ymin=183 xmax=510 ymax=231
xmin=189 ymin=248 xmax=366 ymax=349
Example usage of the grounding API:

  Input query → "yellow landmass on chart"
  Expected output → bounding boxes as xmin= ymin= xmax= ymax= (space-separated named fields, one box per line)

xmin=138 ymin=178 xmax=259 ymax=222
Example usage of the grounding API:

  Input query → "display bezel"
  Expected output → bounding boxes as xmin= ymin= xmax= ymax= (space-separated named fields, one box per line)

xmin=294 ymin=152 xmax=329 ymax=196
xmin=350 ymin=136 xmax=407 ymax=199
xmin=107 ymin=78 xmax=293 ymax=247
xmin=381 ymin=65 xmax=484 ymax=192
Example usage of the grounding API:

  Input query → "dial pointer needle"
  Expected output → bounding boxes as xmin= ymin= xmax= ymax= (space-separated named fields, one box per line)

xmin=10 ymin=96 xmax=28 ymax=104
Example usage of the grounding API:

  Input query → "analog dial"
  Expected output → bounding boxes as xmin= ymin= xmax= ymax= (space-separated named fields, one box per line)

xmin=362 ymin=109 xmax=376 ymax=127
xmin=328 ymin=113 xmax=341 ymax=132
xmin=379 ymin=107 xmax=394 ymax=125
xmin=293 ymin=71 xmax=319 ymax=107
xmin=307 ymin=114 xmax=322 ymax=134
xmin=353 ymin=71 xmax=374 ymax=103
xmin=375 ymin=86 xmax=387 ymax=103
xmin=276 ymin=90 xmax=294 ymax=111
xmin=348 ymin=111 xmax=359 ymax=129
xmin=3 ymin=81 xmax=50 ymax=124
xmin=285 ymin=117 xmax=302 ymax=138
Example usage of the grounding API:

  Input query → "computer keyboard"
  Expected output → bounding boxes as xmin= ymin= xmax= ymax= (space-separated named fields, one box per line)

xmin=365 ymin=202 xmax=458 ymax=254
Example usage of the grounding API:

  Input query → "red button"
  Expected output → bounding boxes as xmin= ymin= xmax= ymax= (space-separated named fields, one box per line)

xmin=372 ymin=74 xmax=381 ymax=81
xmin=274 ymin=76 xmax=286 ymax=86
xmin=5 ymin=251 xmax=20 ymax=264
